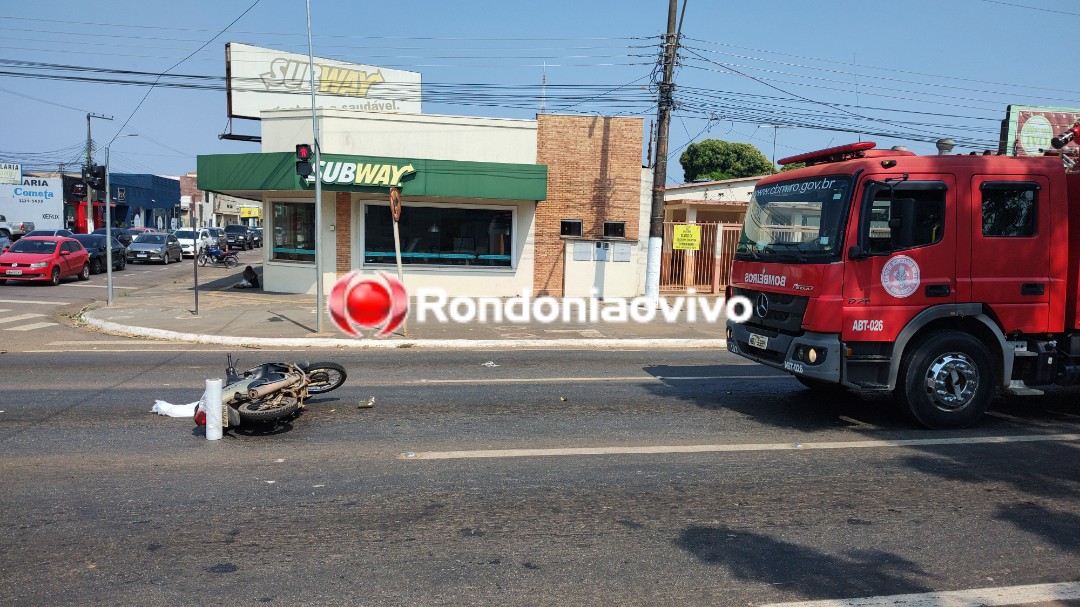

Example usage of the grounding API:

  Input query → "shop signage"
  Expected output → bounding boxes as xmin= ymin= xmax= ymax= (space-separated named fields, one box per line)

xmin=0 ymin=163 xmax=21 ymax=185
xmin=1000 ymin=104 xmax=1080 ymax=156
xmin=226 ymin=43 xmax=421 ymax=119
xmin=240 ymin=206 xmax=261 ymax=218
xmin=389 ymin=187 xmax=402 ymax=222
xmin=308 ymin=161 xmax=415 ymax=188
xmin=672 ymin=224 xmax=701 ymax=250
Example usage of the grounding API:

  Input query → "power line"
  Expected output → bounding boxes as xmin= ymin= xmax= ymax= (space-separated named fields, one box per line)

xmin=108 ymin=0 xmax=263 ymax=147
xmin=974 ymin=0 xmax=1080 ymax=17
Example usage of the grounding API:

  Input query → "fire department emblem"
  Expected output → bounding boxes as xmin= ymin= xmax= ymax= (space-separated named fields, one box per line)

xmin=881 ymin=255 xmax=920 ymax=298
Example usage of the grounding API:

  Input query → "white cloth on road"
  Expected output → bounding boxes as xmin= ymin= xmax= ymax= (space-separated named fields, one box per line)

xmin=151 ymin=400 xmax=198 ymax=417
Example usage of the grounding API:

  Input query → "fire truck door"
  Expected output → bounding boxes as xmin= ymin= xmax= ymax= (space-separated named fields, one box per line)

xmin=843 ymin=177 xmax=956 ymax=342
xmin=968 ymin=176 xmax=1050 ymax=333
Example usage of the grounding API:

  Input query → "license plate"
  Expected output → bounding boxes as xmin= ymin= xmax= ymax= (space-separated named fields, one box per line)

xmin=138 ymin=252 xmax=147 ymax=257
xmin=748 ymin=333 xmax=769 ymax=349
xmin=5 ymin=269 xmax=22 ymax=276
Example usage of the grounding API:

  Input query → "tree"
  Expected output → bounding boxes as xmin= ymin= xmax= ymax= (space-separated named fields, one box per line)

xmin=679 ymin=139 xmax=775 ymax=182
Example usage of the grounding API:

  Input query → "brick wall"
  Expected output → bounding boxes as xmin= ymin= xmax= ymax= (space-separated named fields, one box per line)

xmin=179 ymin=174 xmax=203 ymax=204
xmin=335 ymin=192 xmax=351 ymax=275
xmin=534 ymin=114 xmax=643 ymax=296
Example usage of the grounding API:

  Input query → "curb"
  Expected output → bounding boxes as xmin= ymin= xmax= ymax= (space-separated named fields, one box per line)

xmin=83 ymin=314 xmax=728 ymax=350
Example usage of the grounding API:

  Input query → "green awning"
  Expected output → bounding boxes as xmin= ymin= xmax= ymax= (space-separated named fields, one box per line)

xmin=197 ymin=152 xmax=547 ymax=201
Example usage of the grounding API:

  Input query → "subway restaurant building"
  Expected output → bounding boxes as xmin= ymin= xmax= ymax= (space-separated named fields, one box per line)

xmin=197 ymin=109 xmax=648 ymax=297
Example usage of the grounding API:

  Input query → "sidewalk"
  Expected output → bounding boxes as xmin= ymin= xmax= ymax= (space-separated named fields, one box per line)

xmin=81 ymin=266 xmax=731 ymax=349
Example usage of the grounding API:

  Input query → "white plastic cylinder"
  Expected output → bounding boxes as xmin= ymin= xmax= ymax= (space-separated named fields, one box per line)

xmin=205 ymin=378 xmax=223 ymax=441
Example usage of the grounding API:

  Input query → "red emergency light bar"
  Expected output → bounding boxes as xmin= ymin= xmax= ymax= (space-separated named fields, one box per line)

xmin=778 ymin=141 xmax=877 ymax=166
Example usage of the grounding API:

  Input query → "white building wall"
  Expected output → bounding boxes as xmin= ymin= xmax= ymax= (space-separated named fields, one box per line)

xmin=261 ymin=109 xmax=538 ymax=164
xmin=562 ymin=169 xmax=654 ymax=298
xmin=664 ymin=177 xmax=760 ymax=203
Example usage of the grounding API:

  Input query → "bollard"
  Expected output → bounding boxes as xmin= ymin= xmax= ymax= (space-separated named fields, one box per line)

xmin=205 ymin=378 xmax=223 ymax=441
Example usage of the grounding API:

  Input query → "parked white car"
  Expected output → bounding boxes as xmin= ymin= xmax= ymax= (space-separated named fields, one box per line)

xmin=173 ymin=228 xmax=211 ymax=258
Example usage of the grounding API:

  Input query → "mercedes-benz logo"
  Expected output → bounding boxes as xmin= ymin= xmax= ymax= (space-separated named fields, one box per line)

xmin=756 ymin=293 xmax=769 ymax=318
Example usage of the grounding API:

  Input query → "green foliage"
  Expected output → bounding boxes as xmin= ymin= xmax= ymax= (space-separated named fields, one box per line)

xmin=679 ymin=139 xmax=776 ymax=182
xmin=779 ymin=161 xmax=806 ymax=172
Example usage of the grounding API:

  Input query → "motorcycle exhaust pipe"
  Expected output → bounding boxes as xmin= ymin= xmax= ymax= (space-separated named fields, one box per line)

xmin=248 ymin=374 xmax=302 ymax=400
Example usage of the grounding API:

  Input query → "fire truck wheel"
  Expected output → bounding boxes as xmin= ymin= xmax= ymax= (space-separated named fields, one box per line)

xmin=898 ymin=332 xmax=994 ymax=429
xmin=796 ymin=376 xmax=847 ymax=394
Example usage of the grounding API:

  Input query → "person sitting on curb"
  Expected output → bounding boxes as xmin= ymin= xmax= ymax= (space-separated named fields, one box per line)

xmin=235 ymin=265 xmax=260 ymax=289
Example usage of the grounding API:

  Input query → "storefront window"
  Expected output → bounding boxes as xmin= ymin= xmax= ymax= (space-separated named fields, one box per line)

xmin=364 ymin=204 xmax=513 ymax=267
xmin=272 ymin=201 xmax=315 ymax=262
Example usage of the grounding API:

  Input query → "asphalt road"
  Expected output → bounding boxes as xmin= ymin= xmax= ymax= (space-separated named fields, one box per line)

xmin=1 ymin=349 xmax=1078 ymax=606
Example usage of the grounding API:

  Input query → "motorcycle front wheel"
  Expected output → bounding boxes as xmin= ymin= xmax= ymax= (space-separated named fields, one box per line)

xmin=237 ymin=395 xmax=299 ymax=424
xmin=305 ymin=363 xmax=347 ymax=394
xmin=197 ymin=253 xmax=208 ymax=267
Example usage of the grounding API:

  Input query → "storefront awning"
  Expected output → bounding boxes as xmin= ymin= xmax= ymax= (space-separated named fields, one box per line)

xmin=197 ymin=152 xmax=547 ymax=201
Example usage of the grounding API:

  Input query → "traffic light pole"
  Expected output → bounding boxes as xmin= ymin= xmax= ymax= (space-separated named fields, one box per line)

xmin=306 ymin=0 xmax=324 ymax=334
xmin=84 ymin=113 xmax=112 ymax=233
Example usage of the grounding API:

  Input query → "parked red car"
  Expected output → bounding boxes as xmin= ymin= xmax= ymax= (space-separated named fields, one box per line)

xmin=0 ymin=236 xmax=91 ymax=285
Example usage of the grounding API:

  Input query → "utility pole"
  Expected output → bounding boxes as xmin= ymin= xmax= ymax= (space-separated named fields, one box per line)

xmin=84 ymin=112 xmax=113 ymax=233
xmin=306 ymin=0 xmax=324 ymax=333
xmin=644 ymin=0 xmax=683 ymax=305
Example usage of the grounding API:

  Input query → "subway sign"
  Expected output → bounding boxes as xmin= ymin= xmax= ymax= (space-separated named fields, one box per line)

xmin=306 ymin=160 xmax=415 ymax=188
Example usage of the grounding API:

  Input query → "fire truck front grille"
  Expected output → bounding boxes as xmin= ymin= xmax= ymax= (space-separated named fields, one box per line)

xmin=733 ymin=287 xmax=809 ymax=334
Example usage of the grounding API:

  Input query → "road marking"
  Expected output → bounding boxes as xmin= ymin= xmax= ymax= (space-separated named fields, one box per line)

xmin=22 ymin=348 xmax=215 ymax=352
xmin=415 ymin=375 xmax=785 ymax=385
xmin=6 ymin=322 xmax=57 ymax=331
xmin=0 ymin=299 xmax=63 ymax=305
xmin=0 ymin=313 xmax=45 ymax=324
xmin=65 ymin=284 xmax=136 ymax=289
xmin=46 ymin=340 xmax=165 ymax=345
xmin=402 ymin=433 xmax=1080 ymax=460
xmin=759 ymin=581 xmax=1080 ymax=606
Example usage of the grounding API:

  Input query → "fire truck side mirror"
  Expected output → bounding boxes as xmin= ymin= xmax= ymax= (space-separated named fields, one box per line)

xmin=848 ymin=245 xmax=867 ymax=260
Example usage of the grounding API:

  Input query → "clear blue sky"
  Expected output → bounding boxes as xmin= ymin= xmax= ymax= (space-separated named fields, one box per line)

xmin=1 ymin=0 xmax=1075 ymax=185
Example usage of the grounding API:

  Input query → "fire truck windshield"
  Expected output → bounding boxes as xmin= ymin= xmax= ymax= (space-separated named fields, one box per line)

xmin=735 ymin=175 xmax=853 ymax=263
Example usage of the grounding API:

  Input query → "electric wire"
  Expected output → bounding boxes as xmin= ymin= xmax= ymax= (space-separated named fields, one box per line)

xmin=107 ymin=0 xmax=263 ymax=147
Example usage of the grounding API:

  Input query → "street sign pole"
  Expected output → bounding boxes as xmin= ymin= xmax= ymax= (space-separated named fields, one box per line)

xmin=389 ymin=187 xmax=408 ymax=337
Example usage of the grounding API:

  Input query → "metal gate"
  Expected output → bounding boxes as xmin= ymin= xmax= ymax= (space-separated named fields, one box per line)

xmin=660 ymin=222 xmax=741 ymax=293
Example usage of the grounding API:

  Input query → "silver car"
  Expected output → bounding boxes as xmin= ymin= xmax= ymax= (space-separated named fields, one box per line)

xmin=126 ymin=233 xmax=183 ymax=264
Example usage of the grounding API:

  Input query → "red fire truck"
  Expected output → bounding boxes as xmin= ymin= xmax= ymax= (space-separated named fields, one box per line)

xmin=725 ymin=140 xmax=1080 ymax=428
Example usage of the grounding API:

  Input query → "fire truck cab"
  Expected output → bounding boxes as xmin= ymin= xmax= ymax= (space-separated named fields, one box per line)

xmin=726 ymin=142 xmax=1080 ymax=428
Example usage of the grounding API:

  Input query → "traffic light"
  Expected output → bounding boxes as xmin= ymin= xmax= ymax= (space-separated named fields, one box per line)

xmin=81 ymin=164 xmax=106 ymax=190
xmin=296 ymin=144 xmax=313 ymax=178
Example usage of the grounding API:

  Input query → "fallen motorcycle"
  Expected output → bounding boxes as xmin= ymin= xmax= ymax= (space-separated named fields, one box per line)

xmin=194 ymin=355 xmax=347 ymax=428
xmin=197 ymin=246 xmax=239 ymax=269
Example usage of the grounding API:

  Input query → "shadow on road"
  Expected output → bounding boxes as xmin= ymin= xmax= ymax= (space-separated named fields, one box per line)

xmin=655 ymin=363 xmax=1080 ymax=594
xmin=642 ymin=363 xmax=910 ymax=431
xmin=676 ymin=526 xmax=933 ymax=600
